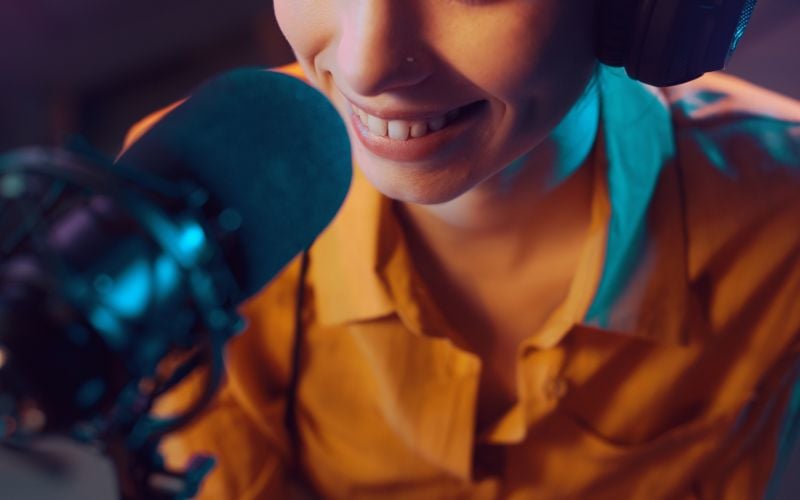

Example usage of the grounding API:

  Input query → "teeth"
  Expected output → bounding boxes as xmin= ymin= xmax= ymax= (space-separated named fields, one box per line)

xmin=353 ymin=104 xmax=461 ymax=140
xmin=367 ymin=114 xmax=388 ymax=136
xmin=388 ymin=120 xmax=411 ymax=140
xmin=410 ymin=121 xmax=428 ymax=138
xmin=428 ymin=116 xmax=446 ymax=132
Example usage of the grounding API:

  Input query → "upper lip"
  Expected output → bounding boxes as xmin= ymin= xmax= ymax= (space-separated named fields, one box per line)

xmin=344 ymin=96 xmax=479 ymax=122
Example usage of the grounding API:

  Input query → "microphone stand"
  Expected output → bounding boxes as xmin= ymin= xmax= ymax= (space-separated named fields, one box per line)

xmin=0 ymin=146 xmax=244 ymax=499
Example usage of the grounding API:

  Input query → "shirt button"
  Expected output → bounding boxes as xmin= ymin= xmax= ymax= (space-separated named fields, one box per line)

xmin=544 ymin=377 xmax=569 ymax=400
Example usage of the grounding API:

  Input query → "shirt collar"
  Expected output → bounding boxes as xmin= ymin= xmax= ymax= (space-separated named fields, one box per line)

xmin=310 ymin=65 xmax=694 ymax=346
xmin=582 ymin=66 xmax=694 ymax=345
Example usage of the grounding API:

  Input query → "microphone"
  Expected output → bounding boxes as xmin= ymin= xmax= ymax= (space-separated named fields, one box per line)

xmin=119 ymin=68 xmax=352 ymax=300
xmin=0 ymin=68 xmax=351 ymax=498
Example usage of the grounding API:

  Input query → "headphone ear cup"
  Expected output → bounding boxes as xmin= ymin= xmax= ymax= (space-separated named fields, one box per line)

xmin=598 ymin=0 xmax=759 ymax=86
xmin=596 ymin=0 xmax=640 ymax=67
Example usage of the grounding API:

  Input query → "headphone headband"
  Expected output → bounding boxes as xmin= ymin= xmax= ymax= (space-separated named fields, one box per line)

xmin=598 ymin=0 xmax=758 ymax=86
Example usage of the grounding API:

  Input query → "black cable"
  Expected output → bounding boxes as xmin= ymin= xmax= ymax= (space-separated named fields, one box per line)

xmin=286 ymin=248 xmax=311 ymax=457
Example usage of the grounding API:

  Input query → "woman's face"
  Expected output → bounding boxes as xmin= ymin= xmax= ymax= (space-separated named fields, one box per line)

xmin=274 ymin=0 xmax=597 ymax=205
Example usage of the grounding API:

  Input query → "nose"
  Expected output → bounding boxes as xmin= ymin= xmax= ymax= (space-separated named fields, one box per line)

xmin=336 ymin=1 xmax=430 ymax=96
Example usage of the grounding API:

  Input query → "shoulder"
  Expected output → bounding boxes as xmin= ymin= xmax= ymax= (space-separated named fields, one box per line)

xmin=661 ymin=72 xmax=800 ymax=197
xmin=659 ymin=74 xmax=800 ymax=277
xmin=657 ymin=75 xmax=800 ymax=345
xmin=662 ymin=72 xmax=800 ymax=193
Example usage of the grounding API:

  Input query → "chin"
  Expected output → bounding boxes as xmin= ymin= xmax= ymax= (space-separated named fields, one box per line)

xmin=355 ymin=155 xmax=478 ymax=206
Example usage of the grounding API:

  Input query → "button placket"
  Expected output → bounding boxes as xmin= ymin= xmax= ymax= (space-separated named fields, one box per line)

xmin=519 ymin=346 xmax=568 ymax=420
xmin=543 ymin=376 xmax=569 ymax=401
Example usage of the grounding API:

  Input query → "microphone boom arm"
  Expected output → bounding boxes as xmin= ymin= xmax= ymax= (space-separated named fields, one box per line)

xmin=0 ymin=146 xmax=246 ymax=499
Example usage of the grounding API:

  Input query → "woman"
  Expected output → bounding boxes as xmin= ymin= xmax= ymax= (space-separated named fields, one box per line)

xmin=130 ymin=0 xmax=800 ymax=498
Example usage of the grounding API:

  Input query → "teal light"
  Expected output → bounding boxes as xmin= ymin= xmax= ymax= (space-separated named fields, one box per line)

xmin=154 ymin=253 xmax=180 ymax=303
xmin=88 ymin=307 xmax=125 ymax=350
xmin=694 ymin=131 xmax=731 ymax=175
xmin=176 ymin=221 xmax=206 ymax=263
xmin=766 ymin=372 xmax=800 ymax=498
xmin=585 ymin=65 xmax=675 ymax=327
xmin=100 ymin=258 xmax=152 ymax=319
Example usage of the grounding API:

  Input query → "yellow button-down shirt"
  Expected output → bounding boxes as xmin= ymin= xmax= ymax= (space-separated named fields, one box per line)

xmin=134 ymin=63 xmax=800 ymax=499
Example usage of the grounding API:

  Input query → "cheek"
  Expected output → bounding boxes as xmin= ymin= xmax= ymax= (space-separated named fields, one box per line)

xmin=441 ymin=3 xmax=593 ymax=102
xmin=426 ymin=9 xmax=540 ymax=96
xmin=272 ymin=0 xmax=299 ymax=45
xmin=273 ymin=0 xmax=333 ymax=59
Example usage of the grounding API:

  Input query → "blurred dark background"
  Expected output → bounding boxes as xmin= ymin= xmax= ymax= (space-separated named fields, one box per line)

xmin=0 ymin=0 xmax=799 ymax=157
xmin=0 ymin=0 xmax=798 ymax=498
xmin=0 ymin=0 xmax=294 ymax=155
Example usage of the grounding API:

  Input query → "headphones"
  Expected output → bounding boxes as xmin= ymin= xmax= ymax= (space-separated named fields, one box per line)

xmin=597 ymin=0 xmax=758 ymax=86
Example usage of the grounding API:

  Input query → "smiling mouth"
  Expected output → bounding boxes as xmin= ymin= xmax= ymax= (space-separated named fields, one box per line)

xmin=351 ymin=100 xmax=487 ymax=141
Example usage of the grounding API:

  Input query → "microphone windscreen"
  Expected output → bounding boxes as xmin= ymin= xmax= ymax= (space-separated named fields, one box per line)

xmin=119 ymin=68 xmax=351 ymax=299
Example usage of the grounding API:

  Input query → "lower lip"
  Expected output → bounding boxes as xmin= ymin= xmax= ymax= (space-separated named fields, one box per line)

xmin=349 ymin=101 xmax=487 ymax=163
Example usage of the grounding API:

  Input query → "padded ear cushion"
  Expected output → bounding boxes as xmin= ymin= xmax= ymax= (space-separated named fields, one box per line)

xmin=596 ymin=0 xmax=641 ymax=67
